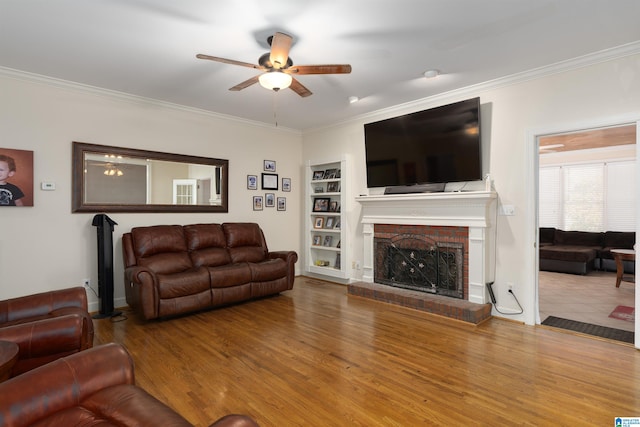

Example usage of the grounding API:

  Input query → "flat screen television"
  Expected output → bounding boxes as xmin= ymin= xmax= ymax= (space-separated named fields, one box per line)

xmin=364 ymin=97 xmax=482 ymax=192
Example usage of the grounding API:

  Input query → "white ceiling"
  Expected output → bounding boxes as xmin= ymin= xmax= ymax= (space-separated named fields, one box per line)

xmin=2 ymin=0 xmax=640 ymax=131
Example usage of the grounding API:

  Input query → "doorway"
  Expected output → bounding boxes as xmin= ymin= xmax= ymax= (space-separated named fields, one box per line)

xmin=533 ymin=120 xmax=638 ymax=345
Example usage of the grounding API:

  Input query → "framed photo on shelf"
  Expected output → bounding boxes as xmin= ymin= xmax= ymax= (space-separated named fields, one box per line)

xmin=253 ymin=196 xmax=263 ymax=211
xmin=333 ymin=219 xmax=341 ymax=230
xmin=277 ymin=197 xmax=286 ymax=211
xmin=314 ymin=217 xmax=325 ymax=229
xmin=335 ymin=253 xmax=341 ymax=269
xmin=312 ymin=197 xmax=330 ymax=212
xmin=314 ymin=186 xmax=324 ymax=193
xmin=264 ymin=160 xmax=276 ymax=172
xmin=261 ymin=173 xmax=278 ymax=190
xmin=312 ymin=170 xmax=325 ymax=180
xmin=282 ymin=177 xmax=291 ymax=192
xmin=325 ymin=217 xmax=335 ymax=229
xmin=324 ymin=168 xmax=337 ymax=179
xmin=327 ymin=182 xmax=340 ymax=193
xmin=312 ymin=235 xmax=322 ymax=246
xmin=247 ymin=175 xmax=257 ymax=190
xmin=323 ymin=235 xmax=333 ymax=247
xmin=265 ymin=193 xmax=275 ymax=207
xmin=329 ymin=201 xmax=340 ymax=212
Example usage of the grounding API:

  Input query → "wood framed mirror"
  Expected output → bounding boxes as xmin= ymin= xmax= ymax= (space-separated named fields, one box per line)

xmin=72 ymin=142 xmax=228 ymax=213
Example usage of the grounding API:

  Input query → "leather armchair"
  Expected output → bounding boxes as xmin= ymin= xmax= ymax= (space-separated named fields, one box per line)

xmin=0 ymin=343 xmax=260 ymax=427
xmin=0 ymin=287 xmax=94 ymax=376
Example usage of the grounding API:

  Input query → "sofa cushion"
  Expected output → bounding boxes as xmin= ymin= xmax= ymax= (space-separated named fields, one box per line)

xmin=185 ymin=224 xmax=232 ymax=267
xmin=249 ymin=259 xmax=287 ymax=282
xmin=131 ymin=225 xmax=193 ymax=274
xmin=223 ymin=223 xmax=268 ymax=263
xmin=156 ymin=267 xmax=211 ymax=299
xmin=131 ymin=225 xmax=187 ymax=258
xmin=539 ymin=245 xmax=598 ymax=263
xmin=208 ymin=263 xmax=252 ymax=288
xmin=539 ymin=227 xmax=556 ymax=245
xmin=603 ymin=231 xmax=635 ymax=249
xmin=554 ymin=230 xmax=603 ymax=247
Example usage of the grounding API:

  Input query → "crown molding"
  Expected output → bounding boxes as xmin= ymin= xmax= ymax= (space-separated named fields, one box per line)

xmin=0 ymin=66 xmax=301 ymax=135
xmin=310 ymin=40 xmax=640 ymax=133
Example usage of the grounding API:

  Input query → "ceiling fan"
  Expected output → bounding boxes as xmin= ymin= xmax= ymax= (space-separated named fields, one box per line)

xmin=196 ymin=32 xmax=352 ymax=97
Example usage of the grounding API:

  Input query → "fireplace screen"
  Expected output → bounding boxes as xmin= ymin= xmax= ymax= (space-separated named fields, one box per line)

xmin=374 ymin=238 xmax=464 ymax=299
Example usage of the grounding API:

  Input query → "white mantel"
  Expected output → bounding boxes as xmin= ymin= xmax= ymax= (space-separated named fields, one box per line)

xmin=356 ymin=191 xmax=497 ymax=304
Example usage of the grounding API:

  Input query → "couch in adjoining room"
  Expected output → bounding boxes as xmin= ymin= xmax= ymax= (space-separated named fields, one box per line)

xmin=123 ymin=222 xmax=298 ymax=320
xmin=539 ymin=227 xmax=635 ymax=275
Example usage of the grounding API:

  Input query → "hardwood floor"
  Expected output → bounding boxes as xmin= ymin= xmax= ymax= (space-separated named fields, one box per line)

xmin=94 ymin=277 xmax=640 ymax=426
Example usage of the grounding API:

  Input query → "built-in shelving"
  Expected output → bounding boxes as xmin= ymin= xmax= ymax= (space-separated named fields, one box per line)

xmin=305 ymin=156 xmax=349 ymax=280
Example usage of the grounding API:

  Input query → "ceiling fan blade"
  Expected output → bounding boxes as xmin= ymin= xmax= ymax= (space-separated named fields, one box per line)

xmin=269 ymin=32 xmax=293 ymax=69
xmin=196 ymin=54 xmax=263 ymax=70
xmin=229 ymin=75 xmax=260 ymax=91
xmin=285 ymin=64 xmax=352 ymax=75
xmin=289 ymin=77 xmax=312 ymax=98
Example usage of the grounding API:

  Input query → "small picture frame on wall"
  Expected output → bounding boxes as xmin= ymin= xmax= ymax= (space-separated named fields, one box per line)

xmin=253 ymin=195 xmax=263 ymax=211
xmin=282 ymin=177 xmax=291 ymax=192
xmin=277 ymin=197 xmax=286 ymax=211
xmin=265 ymin=193 xmax=275 ymax=207
xmin=261 ymin=173 xmax=278 ymax=190
xmin=264 ymin=160 xmax=276 ymax=172
xmin=247 ymin=175 xmax=258 ymax=190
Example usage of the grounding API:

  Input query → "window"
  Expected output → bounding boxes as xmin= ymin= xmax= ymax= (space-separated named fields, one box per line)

xmin=539 ymin=160 xmax=636 ymax=232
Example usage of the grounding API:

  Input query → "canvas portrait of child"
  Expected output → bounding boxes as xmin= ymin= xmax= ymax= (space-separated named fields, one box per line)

xmin=0 ymin=148 xmax=33 ymax=207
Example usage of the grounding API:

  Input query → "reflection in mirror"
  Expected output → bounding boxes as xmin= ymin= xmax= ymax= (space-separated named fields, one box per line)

xmin=72 ymin=142 xmax=228 ymax=213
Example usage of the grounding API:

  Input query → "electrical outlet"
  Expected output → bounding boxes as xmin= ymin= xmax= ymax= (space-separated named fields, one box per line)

xmin=83 ymin=278 xmax=90 ymax=288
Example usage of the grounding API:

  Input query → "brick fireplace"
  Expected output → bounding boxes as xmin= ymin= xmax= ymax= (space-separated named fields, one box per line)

xmin=351 ymin=191 xmax=497 ymax=323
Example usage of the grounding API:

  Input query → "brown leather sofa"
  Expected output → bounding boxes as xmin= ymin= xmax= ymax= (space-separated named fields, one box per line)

xmin=123 ymin=222 xmax=298 ymax=320
xmin=0 ymin=342 xmax=259 ymax=427
xmin=0 ymin=287 xmax=94 ymax=376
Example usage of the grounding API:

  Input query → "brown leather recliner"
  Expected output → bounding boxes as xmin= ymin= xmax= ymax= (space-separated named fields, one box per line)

xmin=0 ymin=343 xmax=259 ymax=427
xmin=123 ymin=222 xmax=298 ymax=320
xmin=0 ymin=287 xmax=94 ymax=376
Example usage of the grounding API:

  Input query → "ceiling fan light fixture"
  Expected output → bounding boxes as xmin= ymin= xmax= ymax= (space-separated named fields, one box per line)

xmin=259 ymin=71 xmax=292 ymax=91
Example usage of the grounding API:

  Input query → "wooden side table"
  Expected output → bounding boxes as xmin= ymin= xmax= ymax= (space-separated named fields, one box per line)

xmin=610 ymin=249 xmax=635 ymax=288
xmin=0 ymin=340 xmax=19 ymax=382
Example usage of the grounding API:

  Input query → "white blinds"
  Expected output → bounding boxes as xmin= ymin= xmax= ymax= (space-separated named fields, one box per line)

xmin=539 ymin=160 xmax=636 ymax=232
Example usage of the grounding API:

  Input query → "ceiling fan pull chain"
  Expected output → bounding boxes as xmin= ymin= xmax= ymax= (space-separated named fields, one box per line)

xmin=273 ymin=91 xmax=279 ymax=127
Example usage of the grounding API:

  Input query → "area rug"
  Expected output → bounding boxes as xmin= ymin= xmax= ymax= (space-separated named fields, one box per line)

xmin=609 ymin=305 xmax=635 ymax=322
xmin=541 ymin=316 xmax=634 ymax=344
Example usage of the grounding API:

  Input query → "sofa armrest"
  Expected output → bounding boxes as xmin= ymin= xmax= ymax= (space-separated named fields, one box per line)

xmin=0 ymin=343 xmax=134 ymax=426
xmin=0 ymin=314 xmax=87 ymax=375
xmin=268 ymin=251 xmax=298 ymax=289
xmin=268 ymin=250 xmax=298 ymax=264
xmin=125 ymin=266 xmax=161 ymax=320
xmin=0 ymin=287 xmax=88 ymax=323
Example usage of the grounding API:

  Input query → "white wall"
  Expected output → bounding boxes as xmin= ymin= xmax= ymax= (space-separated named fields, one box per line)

xmin=302 ymin=52 xmax=640 ymax=325
xmin=0 ymin=73 xmax=303 ymax=311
